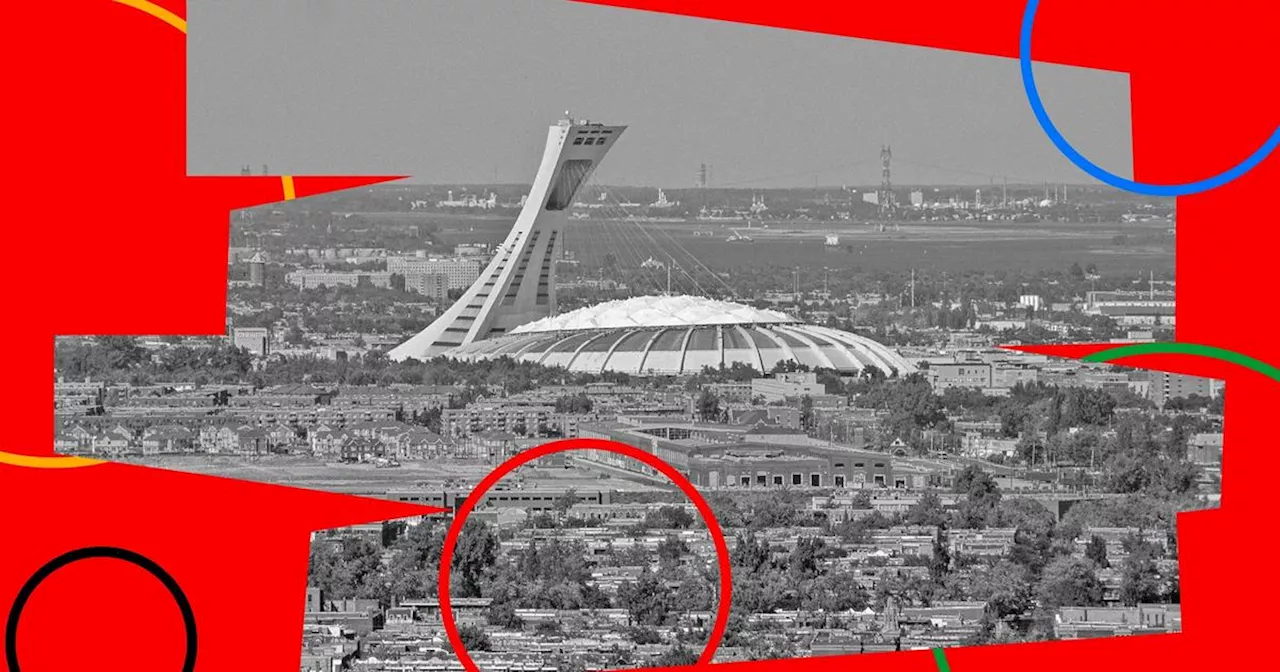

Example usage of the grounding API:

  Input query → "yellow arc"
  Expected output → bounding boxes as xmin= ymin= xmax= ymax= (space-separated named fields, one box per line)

xmin=0 ymin=451 xmax=103 ymax=469
xmin=113 ymin=0 xmax=187 ymax=33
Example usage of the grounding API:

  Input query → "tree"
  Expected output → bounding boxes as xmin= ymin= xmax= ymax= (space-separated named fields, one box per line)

xmin=617 ymin=569 xmax=671 ymax=626
xmin=307 ymin=536 xmax=385 ymax=601
xmin=96 ymin=335 xmax=149 ymax=370
xmin=954 ymin=466 xmax=1002 ymax=528
xmin=788 ymin=536 xmax=825 ymax=579
xmin=453 ymin=520 xmax=498 ymax=598
xmin=1037 ymin=557 xmax=1104 ymax=609
xmin=731 ymin=532 xmax=771 ymax=574
xmin=654 ymin=647 xmax=698 ymax=668
xmin=553 ymin=488 xmax=578 ymax=515
xmin=800 ymin=395 xmax=815 ymax=431
xmin=1060 ymin=387 xmax=1117 ymax=427
xmin=859 ymin=373 xmax=947 ymax=439
xmin=1118 ymin=544 xmax=1162 ymax=605
xmin=971 ymin=560 xmax=1034 ymax=618
xmin=488 ymin=599 xmax=523 ymax=629
xmin=383 ymin=521 xmax=445 ymax=600
xmin=809 ymin=570 xmax=869 ymax=612
xmin=554 ymin=392 xmax=593 ymax=414
xmin=1084 ymin=535 xmax=1110 ymax=568
xmin=697 ymin=389 xmax=722 ymax=422
xmin=657 ymin=534 xmax=689 ymax=565
xmin=629 ymin=627 xmax=661 ymax=645
xmin=929 ymin=528 xmax=952 ymax=581
xmin=641 ymin=505 xmax=695 ymax=530
xmin=456 ymin=624 xmax=492 ymax=652
xmin=905 ymin=491 xmax=949 ymax=527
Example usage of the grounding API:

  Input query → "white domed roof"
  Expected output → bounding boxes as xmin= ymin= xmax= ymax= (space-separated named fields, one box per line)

xmin=511 ymin=295 xmax=795 ymax=334
xmin=449 ymin=319 xmax=915 ymax=378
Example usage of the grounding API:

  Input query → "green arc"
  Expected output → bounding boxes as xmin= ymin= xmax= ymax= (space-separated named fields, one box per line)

xmin=1079 ymin=342 xmax=1280 ymax=383
xmin=932 ymin=648 xmax=952 ymax=672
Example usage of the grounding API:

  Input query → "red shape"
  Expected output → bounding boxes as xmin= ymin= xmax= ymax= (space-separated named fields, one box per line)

xmin=0 ymin=459 xmax=445 ymax=671
xmin=1 ymin=1 xmax=405 ymax=455
xmin=1004 ymin=343 xmax=1254 ymax=382
xmin=438 ymin=438 xmax=732 ymax=671
xmin=12 ymin=557 xmax=189 ymax=670
xmin=567 ymin=2 xmax=1280 ymax=672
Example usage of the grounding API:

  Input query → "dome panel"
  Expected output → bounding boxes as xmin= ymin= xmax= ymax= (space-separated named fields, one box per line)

xmin=441 ymin=294 xmax=915 ymax=378
xmin=511 ymin=295 xmax=795 ymax=333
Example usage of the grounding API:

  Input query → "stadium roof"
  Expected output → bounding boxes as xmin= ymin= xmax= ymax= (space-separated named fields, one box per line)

xmin=448 ymin=295 xmax=915 ymax=378
xmin=511 ymin=295 xmax=795 ymax=334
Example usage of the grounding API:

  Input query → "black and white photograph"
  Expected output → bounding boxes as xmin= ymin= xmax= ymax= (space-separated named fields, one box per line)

xmin=51 ymin=2 xmax=1213 ymax=671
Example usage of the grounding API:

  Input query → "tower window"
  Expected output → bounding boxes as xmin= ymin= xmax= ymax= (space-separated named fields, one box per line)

xmin=545 ymin=159 xmax=593 ymax=211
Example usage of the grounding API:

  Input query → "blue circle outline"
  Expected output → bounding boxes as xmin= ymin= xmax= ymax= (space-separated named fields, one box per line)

xmin=1020 ymin=0 xmax=1280 ymax=197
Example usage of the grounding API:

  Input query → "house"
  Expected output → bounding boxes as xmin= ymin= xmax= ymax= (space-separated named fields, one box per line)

xmin=141 ymin=425 xmax=195 ymax=455
xmin=339 ymin=436 xmax=382 ymax=463
xmin=199 ymin=425 xmax=240 ymax=454
xmin=391 ymin=427 xmax=446 ymax=459
xmin=235 ymin=426 xmax=271 ymax=456
xmin=308 ymin=425 xmax=346 ymax=458
xmin=92 ymin=425 xmax=134 ymax=456
xmin=1186 ymin=433 xmax=1223 ymax=465
xmin=266 ymin=424 xmax=297 ymax=450
xmin=55 ymin=424 xmax=95 ymax=455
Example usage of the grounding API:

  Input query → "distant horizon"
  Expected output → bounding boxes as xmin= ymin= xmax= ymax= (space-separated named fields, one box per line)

xmin=375 ymin=181 xmax=1121 ymax=190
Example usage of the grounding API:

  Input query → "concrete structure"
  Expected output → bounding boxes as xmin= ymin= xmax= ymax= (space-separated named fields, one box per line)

xmin=390 ymin=117 xmax=627 ymax=360
xmin=405 ymin=271 xmax=449 ymax=302
xmin=284 ymin=270 xmax=393 ymax=290
xmin=387 ymin=256 xmax=482 ymax=290
xmin=1148 ymin=370 xmax=1213 ymax=407
xmin=247 ymin=251 xmax=266 ymax=287
xmin=931 ymin=363 xmax=992 ymax=391
xmin=752 ymin=372 xmax=826 ymax=402
xmin=1085 ymin=290 xmax=1176 ymax=326
xmin=443 ymin=296 xmax=914 ymax=377
xmin=1187 ymin=433 xmax=1223 ymax=465
xmin=388 ymin=120 xmax=912 ymax=379
xmin=581 ymin=421 xmax=897 ymax=489
xmin=232 ymin=327 xmax=270 ymax=356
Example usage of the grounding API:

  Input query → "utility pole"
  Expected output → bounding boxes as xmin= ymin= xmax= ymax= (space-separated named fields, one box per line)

xmin=910 ymin=269 xmax=916 ymax=308
xmin=879 ymin=145 xmax=895 ymax=217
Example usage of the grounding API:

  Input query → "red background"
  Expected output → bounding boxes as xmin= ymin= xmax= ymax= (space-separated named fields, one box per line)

xmin=2 ymin=1 xmax=1276 ymax=669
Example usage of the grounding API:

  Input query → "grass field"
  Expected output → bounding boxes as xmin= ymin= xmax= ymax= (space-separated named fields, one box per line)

xmin=397 ymin=214 xmax=1174 ymax=275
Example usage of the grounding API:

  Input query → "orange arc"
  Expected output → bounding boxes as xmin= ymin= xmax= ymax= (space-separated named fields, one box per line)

xmin=0 ymin=451 xmax=103 ymax=469
xmin=113 ymin=0 xmax=187 ymax=33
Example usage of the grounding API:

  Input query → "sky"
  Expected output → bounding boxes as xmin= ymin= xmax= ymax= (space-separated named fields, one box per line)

xmin=187 ymin=0 xmax=1134 ymax=188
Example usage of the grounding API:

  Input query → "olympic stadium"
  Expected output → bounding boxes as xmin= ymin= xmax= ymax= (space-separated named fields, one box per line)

xmin=388 ymin=117 xmax=913 ymax=379
xmin=442 ymin=295 xmax=913 ymax=376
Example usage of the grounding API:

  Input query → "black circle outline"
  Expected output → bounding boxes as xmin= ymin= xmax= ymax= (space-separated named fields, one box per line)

xmin=5 ymin=546 xmax=197 ymax=672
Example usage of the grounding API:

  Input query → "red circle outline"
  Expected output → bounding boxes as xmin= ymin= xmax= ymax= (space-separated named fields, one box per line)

xmin=437 ymin=438 xmax=732 ymax=671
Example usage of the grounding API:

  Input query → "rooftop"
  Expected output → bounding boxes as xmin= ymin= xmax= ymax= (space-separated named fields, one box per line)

xmin=511 ymin=295 xmax=796 ymax=334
